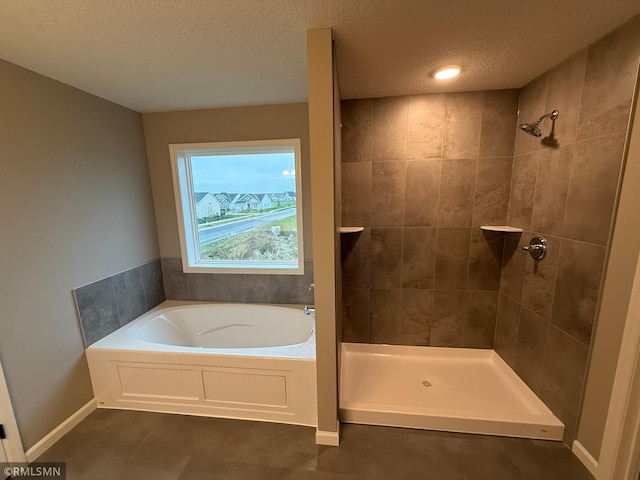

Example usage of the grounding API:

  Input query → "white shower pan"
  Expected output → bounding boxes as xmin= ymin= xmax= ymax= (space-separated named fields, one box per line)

xmin=340 ymin=343 xmax=563 ymax=440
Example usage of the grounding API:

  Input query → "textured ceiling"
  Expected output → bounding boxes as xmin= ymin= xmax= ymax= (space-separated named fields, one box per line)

xmin=0 ymin=1 xmax=639 ymax=112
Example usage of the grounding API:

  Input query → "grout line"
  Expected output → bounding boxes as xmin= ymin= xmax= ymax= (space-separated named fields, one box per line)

xmin=368 ymin=98 xmax=373 ymax=162
xmin=139 ymin=264 xmax=150 ymax=311
xmin=109 ymin=276 xmax=122 ymax=327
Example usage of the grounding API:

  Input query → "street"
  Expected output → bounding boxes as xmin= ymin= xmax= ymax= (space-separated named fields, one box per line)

xmin=198 ymin=207 xmax=296 ymax=245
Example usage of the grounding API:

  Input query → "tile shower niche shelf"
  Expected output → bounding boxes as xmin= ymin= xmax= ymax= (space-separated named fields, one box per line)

xmin=480 ymin=225 xmax=523 ymax=233
xmin=339 ymin=226 xmax=365 ymax=233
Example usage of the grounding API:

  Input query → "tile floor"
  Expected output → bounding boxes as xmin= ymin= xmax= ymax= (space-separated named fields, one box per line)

xmin=37 ymin=409 xmax=594 ymax=479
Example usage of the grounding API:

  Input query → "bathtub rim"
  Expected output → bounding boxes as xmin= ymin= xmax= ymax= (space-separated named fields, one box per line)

xmin=87 ymin=300 xmax=316 ymax=360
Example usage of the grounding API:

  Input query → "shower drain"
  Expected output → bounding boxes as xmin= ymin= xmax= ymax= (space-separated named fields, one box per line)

xmin=421 ymin=380 xmax=432 ymax=388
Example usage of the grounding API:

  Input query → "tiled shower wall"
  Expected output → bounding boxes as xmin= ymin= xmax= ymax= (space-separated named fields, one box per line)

xmin=495 ymin=17 xmax=640 ymax=444
xmin=340 ymin=89 xmax=518 ymax=347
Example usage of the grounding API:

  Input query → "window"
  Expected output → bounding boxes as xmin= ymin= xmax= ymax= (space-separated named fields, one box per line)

xmin=169 ymin=139 xmax=304 ymax=274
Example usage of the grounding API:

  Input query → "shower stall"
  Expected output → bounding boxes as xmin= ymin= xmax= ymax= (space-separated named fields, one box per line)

xmin=334 ymin=16 xmax=640 ymax=446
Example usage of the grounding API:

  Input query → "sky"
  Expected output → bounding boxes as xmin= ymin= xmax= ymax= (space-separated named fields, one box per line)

xmin=191 ymin=152 xmax=296 ymax=194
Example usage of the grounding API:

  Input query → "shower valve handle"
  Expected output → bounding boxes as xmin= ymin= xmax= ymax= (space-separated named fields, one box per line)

xmin=522 ymin=236 xmax=547 ymax=260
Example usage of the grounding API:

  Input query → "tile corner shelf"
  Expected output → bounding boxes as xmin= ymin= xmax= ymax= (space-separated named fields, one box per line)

xmin=480 ymin=225 xmax=523 ymax=233
xmin=339 ymin=226 xmax=365 ymax=233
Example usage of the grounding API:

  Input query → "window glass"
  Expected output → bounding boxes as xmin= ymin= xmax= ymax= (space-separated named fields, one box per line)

xmin=169 ymin=139 xmax=303 ymax=274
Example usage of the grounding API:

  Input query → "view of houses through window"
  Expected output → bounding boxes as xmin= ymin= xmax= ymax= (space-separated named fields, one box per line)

xmin=193 ymin=188 xmax=298 ymax=262
xmin=170 ymin=139 xmax=304 ymax=273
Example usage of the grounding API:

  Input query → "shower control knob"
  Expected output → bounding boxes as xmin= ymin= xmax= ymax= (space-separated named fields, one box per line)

xmin=522 ymin=236 xmax=547 ymax=260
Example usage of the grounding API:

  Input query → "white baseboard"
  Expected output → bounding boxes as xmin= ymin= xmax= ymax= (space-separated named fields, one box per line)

xmin=316 ymin=421 xmax=340 ymax=446
xmin=572 ymin=440 xmax=599 ymax=478
xmin=25 ymin=399 xmax=97 ymax=462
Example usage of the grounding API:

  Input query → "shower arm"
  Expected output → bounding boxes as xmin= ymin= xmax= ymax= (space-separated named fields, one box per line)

xmin=535 ymin=110 xmax=560 ymax=124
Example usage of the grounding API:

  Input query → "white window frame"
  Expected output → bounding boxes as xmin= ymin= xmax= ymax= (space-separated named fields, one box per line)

xmin=169 ymin=139 xmax=304 ymax=275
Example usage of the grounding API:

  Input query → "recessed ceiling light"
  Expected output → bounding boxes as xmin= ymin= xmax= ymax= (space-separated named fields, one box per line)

xmin=434 ymin=65 xmax=461 ymax=80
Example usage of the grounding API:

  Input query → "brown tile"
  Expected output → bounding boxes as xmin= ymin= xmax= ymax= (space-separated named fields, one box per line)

xmin=443 ymin=92 xmax=484 ymax=159
xmin=494 ymin=293 xmax=521 ymax=369
xmin=468 ymin=229 xmax=504 ymax=290
xmin=463 ymin=290 xmax=498 ymax=349
xmin=563 ymin=133 xmax=625 ymax=245
xmin=540 ymin=325 xmax=590 ymax=433
xmin=522 ymin=234 xmax=560 ymax=320
xmin=341 ymin=162 xmax=371 ymax=227
xmin=402 ymin=228 xmax=436 ymax=289
xmin=500 ymin=233 xmax=527 ymax=303
xmin=472 ymin=157 xmax=512 ymax=227
xmin=479 ymin=89 xmax=519 ymax=158
xmin=515 ymin=308 xmax=550 ymax=395
xmin=404 ymin=159 xmax=440 ymax=227
xmin=341 ymin=99 xmax=372 ymax=163
xmin=370 ymin=228 xmax=403 ymax=288
xmin=399 ymin=289 xmax=433 ymax=346
xmin=507 ymin=153 xmax=538 ymax=230
xmin=514 ymin=73 xmax=548 ymax=156
xmin=530 ymin=146 xmax=574 ymax=237
xmin=431 ymin=290 xmax=465 ymax=347
xmin=372 ymin=97 xmax=408 ymax=161
xmin=545 ymin=49 xmax=587 ymax=146
xmin=341 ymin=228 xmax=371 ymax=288
xmin=407 ymin=94 xmax=445 ymax=158
xmin=434 ymin=228 xmax=471 ymax=290
xmin=578 ymin=16 xmax=640 ymax=140
xmin=371 ymin=162 xmax=406 ymax=227
xmin=342 ymin=287 xmax=370 ymax=343
xmin=551 ymin=239 xmax=606 ymax=346
xmin=438 ymin=158 xmax=476 ymax=227
xmin=370 ymin=289 xmax=401 ymax=344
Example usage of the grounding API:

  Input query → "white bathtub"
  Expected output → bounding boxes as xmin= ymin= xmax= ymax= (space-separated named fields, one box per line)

xmin=86 ymin=301 xmax=317 ymax=426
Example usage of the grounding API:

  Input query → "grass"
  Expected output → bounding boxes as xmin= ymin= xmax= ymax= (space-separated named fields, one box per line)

xmin=200 ymin=215 xmax=298 ymax=261
xmin=257 ymin=215 xmax=298 ymax=231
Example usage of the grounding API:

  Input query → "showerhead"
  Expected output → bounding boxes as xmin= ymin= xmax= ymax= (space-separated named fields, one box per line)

xmin=519 ymin=122 xmax=543 ymax=137
xmin=519 ymin=110 xmax=559 ymax=137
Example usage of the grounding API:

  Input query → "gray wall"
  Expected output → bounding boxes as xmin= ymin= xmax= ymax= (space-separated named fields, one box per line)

xmin=340 ymin=90 xmax=518 ymax=347
xmin=142 ymin=104 xmax=312 ymax=261
xmin=0 ymin=60 xmax=159 ymax=449
xmin=142 ymin=104 xmax=314 ymax=305
xmin=495 ymin=16 xmax=640 ymax=447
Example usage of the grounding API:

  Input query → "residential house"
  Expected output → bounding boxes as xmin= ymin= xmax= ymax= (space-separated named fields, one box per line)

xmin=230 ymin=193 xmax=260 ymax=211
xmin=256 ymin=193 xmax=273 ymax=210
xmin=194 ymin=192 xmax=221 ymax=219
xmin=214 ymin=192 xmax=232 ymax=213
